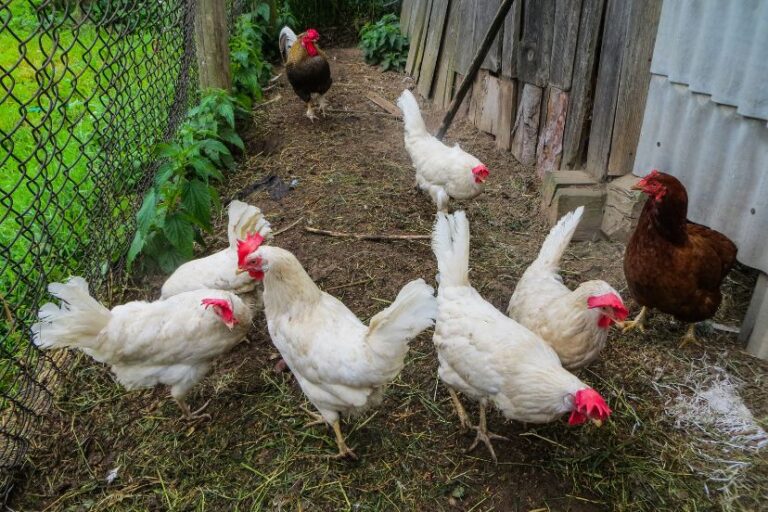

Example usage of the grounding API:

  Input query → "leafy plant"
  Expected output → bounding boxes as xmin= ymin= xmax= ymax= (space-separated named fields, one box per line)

xmin=359 ymin=14 xmax=408 ymax=72
xmin=127 ymin=90 xmax=245 ymax=272
xmin=230 ymin=6 xmax=273 ymax=108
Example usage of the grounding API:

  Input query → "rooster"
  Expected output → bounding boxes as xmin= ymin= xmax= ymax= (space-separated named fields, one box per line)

xmin=160 ymin=200 xmax=272 ymax=300
xmin=238 ymin=238 xmax=436 ymax=459
xmin=32 ymin=278 xmax=252 ymax=419
xmin=507 ymin=207 xmax=628 ymax=370
xmin=397 ymin=89 xmax=489 ymax=212
xmin=432 ymin=211 xmax=612 ymax=461
xmin=279 ymin=27 xmax=332 ymax=121
xmin=622 ymin=170 xmax=738 ymax=347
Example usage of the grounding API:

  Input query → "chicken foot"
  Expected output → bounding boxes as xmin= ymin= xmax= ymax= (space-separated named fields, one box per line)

xmin=448 ymin=388 xmax=473 ymax=431
xmin=317 ymin=95 xmax=329 ymax=116
xmin=305 ymin=102 xmax=318 ymax=121
xmin=301 ymin=405 xmax=326 ymax=428
xmin=332 ymin=420 xmax=357 ymax=460
xmin=175 ymin=398 xmax=212 ymax=421
xmin=679 ymin=324 xmax=701 ymax=348
xmin=621 ymin=306 xmax=648 ymax=334
xmin=466 ymin=399 xmax=509 ymax=463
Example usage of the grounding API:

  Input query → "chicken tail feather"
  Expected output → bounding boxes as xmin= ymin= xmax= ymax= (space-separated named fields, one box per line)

xmin=279 ymin=26 xmax=297 ymax=62
xmin=227 ymin=200 xmax=272 ymax=250
xmin=432 ymin=211 xmax=470 ymax=288
xmin=31 ymin=277 xmax=112 ymax=351
xmin=531 ymin=206 xmax=584 ymax=273
xmin=397 ymin=89 xmax=429 ymax=138
xmin=366 ymin=279 xmax=436 ymax=363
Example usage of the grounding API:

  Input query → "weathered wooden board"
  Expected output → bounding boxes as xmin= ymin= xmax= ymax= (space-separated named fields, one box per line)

xmin=400 ymin=0 xmax=413 ymax=37
xmin=496 ymin=77 xmax=516 ymax=150
xmin=510 ymin=82 xmax=543 ymax=166
xmin=405 ymin=0 xmax=430 ymax=76
xmin=474 ymin=0 xmax=504 ymax=72
xmin=501 ymin=0 xmax=522 ymax=78
xmin=454 ymin=72 xmax=472 ymax=119
xmin=561 ymin=0 xmax=605 ymax=169
xmin=585 ymin=0 xmax=631 ymax=180
xmin=517 ymin=0 xmax=556 ymax=87
xmin=536 ymin=86 xmax=569 ymax=176
xmin=607 ymin=0 xmax=662 ymax=176
xmin=470 ymin=71 xmax=501 ymax=135
xmin=411 ymin=0 xmax=435 ymax=81
xmin=455 ymin=0 xmax=477 ymax=75
xmin=549 ymin=0 xmax=582 ymax=90
xmin=432 ymin=0 xmax=462 ymax=107
xmin=417 ymin=0 xmax=450 ymax=97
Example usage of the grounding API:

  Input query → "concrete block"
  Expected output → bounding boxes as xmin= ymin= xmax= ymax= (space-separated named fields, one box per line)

xmin=549 ymin=188 xmax=606 ymax=241
xmin=601 ymin=173 xmax=646 ymax=242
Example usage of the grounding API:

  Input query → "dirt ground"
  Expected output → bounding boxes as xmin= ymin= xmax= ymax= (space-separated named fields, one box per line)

xmin=11 ymin=48 xmax=768 ymax=511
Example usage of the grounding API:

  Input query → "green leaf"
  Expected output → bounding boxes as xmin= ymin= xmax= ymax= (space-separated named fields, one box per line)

xmin=219 ymin=102 xmax=235 ymax=128
xmin=219 ymin=129 xmax=244 ymax=150
xmin=209 ymin=185 xmax=221 ymax=211
xmin=136 ymin=188 xmax=157 ymax=235
xmin=157 ymin=142 xmax=182 ymax=158
xmin=126 ymin=231 xmax=144 ymax=266
xmin=157 ymin=245 xmax=189 ymax=273
xmin=163 ymin=213 xmax=195 ymax=252
xmin=154 ymin=161 xmax=177 ymax=186
xmin=182 ymin=179 xmax=212 ymax=230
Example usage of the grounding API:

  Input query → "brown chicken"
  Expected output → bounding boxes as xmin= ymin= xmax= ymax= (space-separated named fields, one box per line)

xmin=279 ymin=27 xmax=332 ymax=120
xmin=622 ymin=170 xmax=737 ymax=346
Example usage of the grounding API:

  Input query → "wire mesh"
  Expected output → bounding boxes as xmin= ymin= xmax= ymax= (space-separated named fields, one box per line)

xmin=0 ymin=0 xmax=198 ymax=484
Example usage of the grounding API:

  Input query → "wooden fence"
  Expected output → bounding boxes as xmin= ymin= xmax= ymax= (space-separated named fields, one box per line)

xmin=401 ymin=0 xmax=661 ymax=181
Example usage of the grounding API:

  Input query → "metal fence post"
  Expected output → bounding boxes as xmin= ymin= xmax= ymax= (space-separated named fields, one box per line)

xmin=195 ymin=0 xmax=232 ymax=90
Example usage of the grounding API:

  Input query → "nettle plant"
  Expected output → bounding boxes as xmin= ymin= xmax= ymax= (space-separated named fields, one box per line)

xmin=359 ymin=13 xmax=408 ymax=72
xmin=128 ymin=90 xmax=245 ymax=272
xmin=230 ymin=5 xmax=272 ymax=108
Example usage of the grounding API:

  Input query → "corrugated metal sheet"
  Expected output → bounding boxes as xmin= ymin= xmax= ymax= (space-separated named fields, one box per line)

xmin=651 ymin=0 xmax=768 ymax=123
xmin=634 ymin=76 xmax=768 ymax=273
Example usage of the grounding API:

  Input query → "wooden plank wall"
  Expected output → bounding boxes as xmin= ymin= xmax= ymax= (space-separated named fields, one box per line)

xmin=400 ymin=0 xmax=662 ymax=181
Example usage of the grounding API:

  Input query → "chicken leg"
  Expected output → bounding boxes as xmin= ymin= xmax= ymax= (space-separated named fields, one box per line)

xmin=467 ymin=399 xmax=509 ymax=462
xmin=679 ymin=324 xmax=700 ymax=348
xmin=305 ymin=102 xmax=318 ymax=121
xmin=301 ymin=405 xmax=326 ymax=428
xmin=175 ymin=398 xmax=212 ymax=421
xmin=332 ymin=420 xmax=357 ymax=460
xmin=448 ymin=388 xmax=472 ymax=431
xmin=621 ymin=306 xmax=648 ymax=334
xmin=318 ymin=95 xmax=329 ymax=116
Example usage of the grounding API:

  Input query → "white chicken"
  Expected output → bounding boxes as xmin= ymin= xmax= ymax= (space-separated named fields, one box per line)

xmin=238 ymin=239 xmax=437 ymax=458
xmin=432 ymin=211 xmax=612 ymax=460
xmin=506 ymin=207 xmax=628 ymax=370
xmin=32 ymin=277 xmax=252 ymax=419
xmin=160 ymin=200 xmax=272 ymax=299
xmin=397 ymin=89 xmax=489 ymax=212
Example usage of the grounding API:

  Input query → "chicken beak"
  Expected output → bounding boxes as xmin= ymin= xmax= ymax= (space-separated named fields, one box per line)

xmin=235 ymin=267 xmax=246 ymax=275
xmin=630 ymin=181 xmax=644 ymax=191
xmin=591 ymin=418 xmax=603 ymax=427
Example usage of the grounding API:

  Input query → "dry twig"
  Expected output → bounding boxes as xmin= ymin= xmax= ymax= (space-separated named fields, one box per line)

xmin=304 ymin=227 xmax=429 ymax=241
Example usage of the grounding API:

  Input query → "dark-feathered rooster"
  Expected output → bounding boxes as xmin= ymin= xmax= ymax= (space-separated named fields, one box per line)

xmin=622 ymin=170 xmax=738 ymax=347
xmin=279 ymin=27 xmax=332 ymax=121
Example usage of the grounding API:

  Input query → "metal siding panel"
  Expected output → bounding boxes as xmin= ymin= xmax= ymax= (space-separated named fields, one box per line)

xmin=634 ymin=75 xmax=768 ymax=274
xmin=650 ymin=0 xmax=768 ymax=121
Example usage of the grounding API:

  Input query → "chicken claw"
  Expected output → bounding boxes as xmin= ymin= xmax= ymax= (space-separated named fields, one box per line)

xmin=305 ymin=102 xmax=318 ymax=121
xmin=176 ymin=398 xmax=212 ymax=421
xmin=318 ymin=95 xmax=329 ymax=116
xmin=621 ymin=306 xmax=648 ymax=334
xmin=448 ymin=388 xmax=473 ymax=432
xmin=466 ymin=400 xmax=508 ymax=463
xmin=332 ymin=420 xmax=358 ymax=460
xmin=301 ymin=405 xmax=326 ymax=428
xmin=679 ymin=324 xmax=701 ymax=348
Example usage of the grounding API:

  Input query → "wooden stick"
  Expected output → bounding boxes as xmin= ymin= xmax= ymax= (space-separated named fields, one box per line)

xmin=434 ymin=0 xmax=515 ymax=140
xmin=305 ymin=227 xmax=430 ymax=241
xmin=272 ymin=217 xmax=303 ymax=237
xmin=366 ymin=92 xmax=402 ymax=118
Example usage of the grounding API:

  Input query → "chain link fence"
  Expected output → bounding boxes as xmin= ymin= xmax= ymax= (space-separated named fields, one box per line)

xmin=0 ymin=0 xmax=204 ymax=490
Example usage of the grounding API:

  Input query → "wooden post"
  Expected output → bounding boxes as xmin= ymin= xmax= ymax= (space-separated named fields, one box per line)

xmin=195 ymin=0 xmax=231 ymax=90
xmin=435 ymin=0 xmax=515 ymax=140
